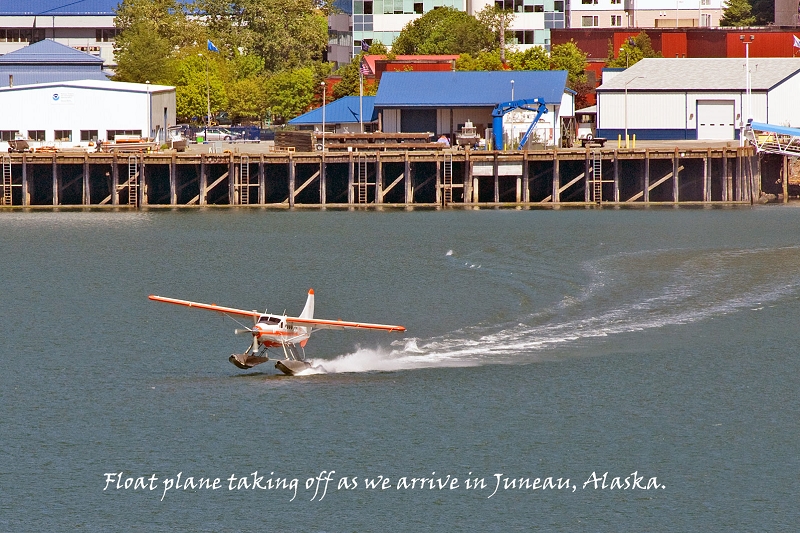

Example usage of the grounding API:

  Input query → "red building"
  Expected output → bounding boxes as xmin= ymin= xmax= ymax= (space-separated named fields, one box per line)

xmin=553 ymin=27 xmax=800 ymax=65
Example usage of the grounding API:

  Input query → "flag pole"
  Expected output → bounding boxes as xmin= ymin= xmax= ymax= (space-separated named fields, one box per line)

xmin=359 ymin=70 xmax=364 ymax=133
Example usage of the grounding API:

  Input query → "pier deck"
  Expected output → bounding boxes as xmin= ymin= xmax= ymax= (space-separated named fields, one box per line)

xmin=0 ymin=144 xmax=769 ymax=208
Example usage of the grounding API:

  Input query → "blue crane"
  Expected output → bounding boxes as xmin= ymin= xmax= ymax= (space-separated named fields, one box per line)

xmin=491 ymin=97 xmax=548 ymax=151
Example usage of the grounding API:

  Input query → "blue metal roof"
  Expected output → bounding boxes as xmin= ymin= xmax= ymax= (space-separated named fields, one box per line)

xmin=0 ymin=0 xmax=119 ymax=15
xmin=374 ymin=71 xmax=569 ymax=108
xmin=0 ymin=40 xmax=105 ymax=64
xmin=289 ymin=96 xmax=377 ymax=125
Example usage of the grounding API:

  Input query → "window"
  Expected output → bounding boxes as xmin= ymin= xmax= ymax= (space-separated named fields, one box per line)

xmin=554 ymin=0 xmax=564 ymax=11
xmin=27 ymin=130 xmax=45 ymax=141
xmin=581 ymin=15 xmax=598 ymax=26
xmin=514 ymin=30 xmax=535 ymax=44
xmin=96 ymin=29 xmax=119 ymax=42
xmin=0 ymin=130 xmax=19 ymax=141
xmin=0 ymin=28 xmax=45 ymax=43
xmin=611 ymin=0 xmax=621 ymax=3
xmin=54 ymin=130 xmax=72 ymax=142
xmin=81 ymin=130 xmax=99 ymax=142
xmin=364 ymin=0 xmax=373 ymax=14
xmin=534 ymin=4 xmax=544 ymax=12
xmin=611 ymin=15 xmax=622 ymax=25
xmin=106 ymin=130 xmax=141 ymax=141
xmin=414 ymin=2 xmax=423 ymax=13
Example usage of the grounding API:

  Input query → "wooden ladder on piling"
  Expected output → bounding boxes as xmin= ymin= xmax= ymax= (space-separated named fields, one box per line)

xmin=356 ymin=154 xmax=368 ymax=204
xmin=1 ymin=155 xmax=11 ymax=206
xmin=592 ymin=151 xmax=602 ymax=203
xmin=442 ymin=152 xmax=453 ymax=206
xmin=127 ymin=155 xmax=138 ymax=207
xmin=239 ymin=155 xmax=250 ymax=205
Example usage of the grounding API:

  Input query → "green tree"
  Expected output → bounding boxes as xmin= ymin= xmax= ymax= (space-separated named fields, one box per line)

xmin=333 ymin=53 xmax=377 ymax=98
xmin=507 ymin=46 xmax=550 ymax=71
xmin=172 ymin=52 xmax=228 ymax=123
xmin=605 ymin=31 xmax=662 ymax=68
xmin=113 ymin=0 xmax=198 ymax=83
xmin=113 ymin=21 xmax=174 ymax=83
xmin=475 ymin=5 xmax=515 ymax=64
xmin=751 ymin=0 xmax=774 ymax=24
xmin=192 ymin=0 xmax=329 ymax=72
xmin=366 ymin=41 xmax=389 ymax=55
xmin=265 ymin=67 xmax=317 ymax=122
xmin=455 ymin=50 xmax=505 ymax=71
xmin=550 ymin=41 xmax=588 ymax=86
xmin=391 ymin=7 xmax=493 ymax=55
xmin=720 ymin=0 xmax=757 ymax=25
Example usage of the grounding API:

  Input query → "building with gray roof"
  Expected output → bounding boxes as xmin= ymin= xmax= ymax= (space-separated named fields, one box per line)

xmin=0 ymin=39 xmax=108 ymax=87
xmin=596 ymin=57 xmax=800 ymax=141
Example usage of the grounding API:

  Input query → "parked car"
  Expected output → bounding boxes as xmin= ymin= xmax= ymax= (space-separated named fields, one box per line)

xmin=201 ymin=127 xmax=243 ymax=141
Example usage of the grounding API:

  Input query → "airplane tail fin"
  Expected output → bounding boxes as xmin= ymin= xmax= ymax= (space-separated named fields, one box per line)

xmin=298 ymin=289 xmax=314 ymax=346
xmin=300 ymin=289 xmax=314 ymax=319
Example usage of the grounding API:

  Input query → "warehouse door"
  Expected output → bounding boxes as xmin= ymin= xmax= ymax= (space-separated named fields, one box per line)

xmin=696 ymin=100 xmax=735 ymax=140
xmin=400 ymin=109 xmax=437 ymax=134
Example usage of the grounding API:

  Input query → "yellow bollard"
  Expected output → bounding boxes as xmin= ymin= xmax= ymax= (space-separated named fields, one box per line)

xmin=617 ymin=134 xmax=622 ymax=149
xmin=632 ymin=134 xmax=636 ymax=149
xmin=625 ymin=134 xmax=629 ymax=149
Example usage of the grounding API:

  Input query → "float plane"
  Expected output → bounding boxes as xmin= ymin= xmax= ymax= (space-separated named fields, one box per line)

xmin=149 ymin=289 xmax=406 ymax=375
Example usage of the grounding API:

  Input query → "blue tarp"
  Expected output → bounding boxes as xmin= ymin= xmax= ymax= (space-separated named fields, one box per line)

xmin=289 ymin=96 xmax=376 ymax=126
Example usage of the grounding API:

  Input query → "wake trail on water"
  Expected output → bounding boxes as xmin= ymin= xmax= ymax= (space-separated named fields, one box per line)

xmin=305 ymin=245 xmax=800 ymax=374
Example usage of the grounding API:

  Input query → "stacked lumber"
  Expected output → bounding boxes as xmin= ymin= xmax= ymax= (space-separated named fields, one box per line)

xmin=275 ymin=131 xmax=314 ymax=152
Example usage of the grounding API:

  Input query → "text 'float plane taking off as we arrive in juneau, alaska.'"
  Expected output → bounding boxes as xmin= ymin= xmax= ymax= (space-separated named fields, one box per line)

xmin=149 ymin=289 xmax=406 ymax=375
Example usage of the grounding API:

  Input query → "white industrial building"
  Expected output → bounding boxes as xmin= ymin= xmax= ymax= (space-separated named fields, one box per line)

xmin=0 ymin=79 xmax=176 ymax=150
xmin=595 ymin=57 xmax=800 ymax=141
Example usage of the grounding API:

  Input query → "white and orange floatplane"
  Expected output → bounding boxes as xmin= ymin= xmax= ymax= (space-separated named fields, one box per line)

xmin=149 ymin=289 xmax=406 ymax=375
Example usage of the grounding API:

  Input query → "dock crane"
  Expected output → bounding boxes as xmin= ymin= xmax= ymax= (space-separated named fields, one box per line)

xmin=491 ymin=97 xmax=548 ymax=151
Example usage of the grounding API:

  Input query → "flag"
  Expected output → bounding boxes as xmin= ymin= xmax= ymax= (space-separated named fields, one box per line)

xmin=360 ymin=61 xmax=370 ymax=76
xmin=207 ymin=40 xmax=219 ymax=52
xmin=793 ymin=35 xmax=800 ymax=49
xmin=361 ymin=41 xmax=370 ymax=52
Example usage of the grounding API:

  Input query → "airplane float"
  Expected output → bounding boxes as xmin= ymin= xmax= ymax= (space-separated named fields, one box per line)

xmin=148 ymin=289 xmax=406 ymax=375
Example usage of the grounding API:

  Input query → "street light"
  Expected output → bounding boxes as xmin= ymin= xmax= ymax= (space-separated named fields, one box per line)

xmin=320 ymin=81 xmax=326 ymax=152
xmin=620 ymin=47 xmax=629 ymax=68
xmin=740 ymin=34 xmax=754 ymax=146
xmin=624 ymin=75 xmax=645 ymax=148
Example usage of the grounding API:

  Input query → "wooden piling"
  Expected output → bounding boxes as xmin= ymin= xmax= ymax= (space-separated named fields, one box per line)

xmin=552 ymin=151 xmax=560 ymax=203
xmin=673 ymin=148 xmax=680 ymax=203
xmin=613 ymin=151 xmax=620 ymax=203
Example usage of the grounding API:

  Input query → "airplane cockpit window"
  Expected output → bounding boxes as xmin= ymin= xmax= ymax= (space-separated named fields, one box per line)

xmin=258 ymin=316 xmax=281 ymax=324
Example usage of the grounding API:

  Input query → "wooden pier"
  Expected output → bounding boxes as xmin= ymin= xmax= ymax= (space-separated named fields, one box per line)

xmin=0 ymin=145 xmax=770 ymax=208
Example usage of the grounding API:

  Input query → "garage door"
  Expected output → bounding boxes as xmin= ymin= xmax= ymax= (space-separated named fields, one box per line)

xmin=696 ymin=100 xmax=735 ymax=140
xmin=400 ymin=109 xmax=437 ymax=134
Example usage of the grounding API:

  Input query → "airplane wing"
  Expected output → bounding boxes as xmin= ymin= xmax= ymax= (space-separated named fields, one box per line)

xmin=148 ymin=295 xmax=261 ymax=318
xmin=286 ymin=316 xmax=406 ymax=332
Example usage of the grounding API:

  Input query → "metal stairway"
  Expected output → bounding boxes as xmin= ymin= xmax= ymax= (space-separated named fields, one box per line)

xmin=442 ymin=152 xmax=453 ymax=206
xmin=591 ymin=151 xmax=602 ymax=203
xmin=239 ymin=155 xmax=251 ymax=205
xmin=356 ymin=154 xmax=368 ymax=203
xmin=2 ymin=155 xmax=11 ymax=206
xmin=127 ymin=155 xmax=138 ymax=206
